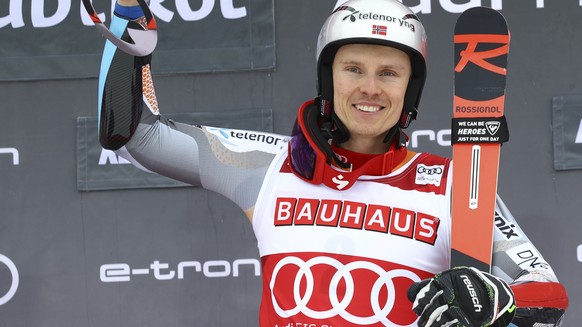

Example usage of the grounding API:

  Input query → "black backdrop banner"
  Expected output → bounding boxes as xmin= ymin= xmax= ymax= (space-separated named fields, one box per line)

xmin=2 ymin=1 xmax=582 ymax=326
xmin=552 ymin=95 xmax=582 ymax=170
xmin=0 ymin=0 xmax=275 ymax=81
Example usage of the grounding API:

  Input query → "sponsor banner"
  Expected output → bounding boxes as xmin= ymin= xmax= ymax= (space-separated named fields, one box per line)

xmin=552 ymin=95 xmax=582 ymax=170
xmin=334 ymin=0 xmax=577 ymax=13
xmin=0 ymin=254 xmax=19 ymax=306
xmin=76 ymin=108 xmax=273 ymax=191
xmin=408 ymin=129 xmax=451 ymax=148
xmin=0 ymin=147 xmax=19 ymax=165
xmin=0 ymin=0 xmax=275 ymax=81
xmin=99 ymin=258 xmax=261 ymax=283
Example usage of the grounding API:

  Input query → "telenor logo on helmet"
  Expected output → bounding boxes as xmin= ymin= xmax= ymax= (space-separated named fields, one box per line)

xmin=336 ymin=5 xmax=417 ymax=32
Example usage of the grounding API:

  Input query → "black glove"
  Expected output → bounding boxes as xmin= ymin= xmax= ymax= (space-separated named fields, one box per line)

xmin=407 ymin=267 xmax=516 ymax=327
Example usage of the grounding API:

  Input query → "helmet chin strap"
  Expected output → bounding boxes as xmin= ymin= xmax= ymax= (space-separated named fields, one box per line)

xmin=383 ymin=126 xmax=408 ymax=148
xmin=386 ymin=106 xmax=416 ymax=148
xmin=330 ymin=113 xmax=351 ymax=144
xmin=316 ymin=96 xmax=351 ymax=144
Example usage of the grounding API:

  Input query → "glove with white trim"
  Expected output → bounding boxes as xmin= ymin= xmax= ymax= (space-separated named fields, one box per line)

xmin=407 ymin=267 xmax=516 ymax=327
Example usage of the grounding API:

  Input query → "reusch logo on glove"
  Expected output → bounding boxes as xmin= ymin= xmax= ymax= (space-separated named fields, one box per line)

xmin=461 ymin=274 xmax=483 ymax=313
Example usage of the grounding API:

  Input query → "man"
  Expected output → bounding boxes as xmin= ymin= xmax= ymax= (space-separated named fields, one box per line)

xmin=89 ymin=0 xmax=568 ymax=325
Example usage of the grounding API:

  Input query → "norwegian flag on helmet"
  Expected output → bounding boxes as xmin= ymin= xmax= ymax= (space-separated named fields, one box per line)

xmin=372 ymin=24 xmax=387 ymax=35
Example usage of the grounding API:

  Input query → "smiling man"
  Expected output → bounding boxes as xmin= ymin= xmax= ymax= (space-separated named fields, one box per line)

xmin=88 ymin=0 xmax=568 ymax=326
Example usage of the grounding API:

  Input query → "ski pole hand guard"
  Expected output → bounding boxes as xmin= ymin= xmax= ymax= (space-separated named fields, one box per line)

xmin=407 ymin=267 xmax=516 ymax=327
xmin=83 ymin=0 xmax=157 ymax=57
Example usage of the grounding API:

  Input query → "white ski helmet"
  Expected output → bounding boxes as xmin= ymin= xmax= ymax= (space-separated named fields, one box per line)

xmin=316 ymin=0 xmax=427 ymax=131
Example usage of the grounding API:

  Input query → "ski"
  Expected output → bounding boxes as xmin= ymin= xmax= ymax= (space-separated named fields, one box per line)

xmin=450 ymin=7 xmax=510 ymax=272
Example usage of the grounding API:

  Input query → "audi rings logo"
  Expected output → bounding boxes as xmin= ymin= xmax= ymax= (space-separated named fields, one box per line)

xmin=416 ymin=165 xmax=443 ymax=175
xmin=0 ymin=254 xmax=19 ymax=306
xmin=269 ymin=256 xmax=421 ymax=326
xmin=415 ymin=164 xmax=445 ymax=187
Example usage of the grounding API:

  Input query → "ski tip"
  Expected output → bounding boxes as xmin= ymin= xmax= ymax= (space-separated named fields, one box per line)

xmin=455 ymin=7 xmax=508 ymax=35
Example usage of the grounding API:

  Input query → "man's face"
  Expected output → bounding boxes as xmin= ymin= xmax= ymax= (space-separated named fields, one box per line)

xmin=332 ymin=44 xmax=411 ymax=152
